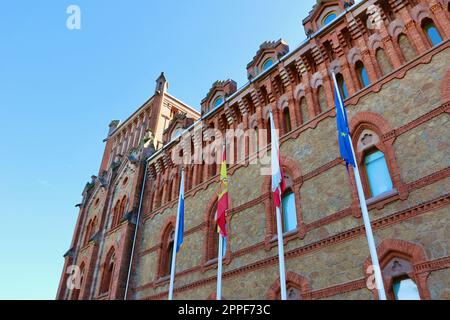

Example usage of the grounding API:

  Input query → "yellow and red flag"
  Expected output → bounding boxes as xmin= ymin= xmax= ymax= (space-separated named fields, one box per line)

xmin=216 ymin=146 xmax=228 ymax=237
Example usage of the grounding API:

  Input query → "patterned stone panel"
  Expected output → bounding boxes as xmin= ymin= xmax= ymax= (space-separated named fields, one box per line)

xmin=228 ymin=164 xmax=266 ymax=208
xmin=175 ymin=231 xmax=204 ymax=273
xmin=346 ymin=48 xmax=450 ymax=128
xmin=230 ymin=204 xmax=266 ymax=252
xmin=282 ymin=117 xmax=339 ymax=175
xmin=428 ymin=269 xmax=450 ymax=300
xmin=394 ymin=113 xmax=450 ymax=184
xmin=300 ymin=166 xmax=353 ymax=225
xmin=375 ymin=207 xmax=449 ymax=261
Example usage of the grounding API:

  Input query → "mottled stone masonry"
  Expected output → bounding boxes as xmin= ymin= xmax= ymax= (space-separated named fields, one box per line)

xmin=58 ymin=0 xmax=450 ymax=300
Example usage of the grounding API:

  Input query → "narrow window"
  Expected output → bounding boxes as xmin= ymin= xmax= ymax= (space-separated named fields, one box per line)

xmin=262 ymin=58 xmax=274 ymax=71
xmin=161 ymin=229 xmax=175 ymax=277
xmin=100 ymin=249 xmax=115 ymax=294
xmin=317 ymin=85 xmax=327 ymax=112
xmin=213 ymin=96 xmax=224 ymax=109
xmin=392 ymin=277 xmax=421 ymax=300
xmin=283 ymin=108 xmax=292 ymax=134
xmin=375 ymin=48 xmax=393 ymax=76
xmin=356 ymin=61 xmax=370 ymax=88
xmin=299 ymin=97 xmax=309 ymax=124
xmin=364 ymin=150 xmax=393 ymax=197
xmin=336 ymin=73 xmax=348 ymax=99
xmin=422 ymin=19 xmax=443 ymax=47
xmin=398 ymin=34 xmax=416 ymax=62
xmin=281 ymin=190 xmax=297 ymax=233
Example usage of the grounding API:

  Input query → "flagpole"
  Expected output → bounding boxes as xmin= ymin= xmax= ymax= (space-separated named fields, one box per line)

xmin=331 ymin=72 xmax=387 ymax=300
xmin=168 ymin=168 xmax=184 ymax=300
xmin=269 ymin=111 xmax=287 ymax=301
xmin=275 ymin=205 xmax=287 ymax=300
xmin=217 ymin=232 xmax=223 ymax=300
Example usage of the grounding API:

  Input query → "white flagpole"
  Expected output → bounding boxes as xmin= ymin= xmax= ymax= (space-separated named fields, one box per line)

xmin=168 ymin=169 xmax=184 ymax=300
xmin=269 ymin=111 xmax=287 ymax=301
xmin=331 ymin=72 xmax=387 ymax=300
xmin=217 ymin=232 xmax=223 ymax=300
xmin=276 ymin=204 xmax=287 ymax=300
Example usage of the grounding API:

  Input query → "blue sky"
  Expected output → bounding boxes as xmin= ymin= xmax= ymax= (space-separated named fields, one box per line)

xmin=0 ymin=0 xmax=318 ymax=299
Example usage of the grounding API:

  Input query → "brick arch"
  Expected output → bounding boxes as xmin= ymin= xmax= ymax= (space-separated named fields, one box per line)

xmin=349 ymin=111 xmax=392 ymax=138
xmin=99 ymin=246 xmax=116 ymax=296
xmin=441 ymin=68 xmax=450 ymax=102
xmin=328 ymin=59 xmax=342 ymax=75
xmin=261 ymin=156 xmax=302 ymax=194
xmin=156 ymin=216 xmax=176 ymax=279
xmin=363 ymin=239 xmax=430 ymax=300
xmin=277 ymin=94 xmax=289 ymax=111
xmin=310 ymin=72 xmax=324 ymax=89
xmin=261 ymin=156 xmax=306 ymax=247
xmin=348 ymin=111 xmax=406 ymax=201
xmin=388 ymin=19 xmax=405 ymax=39
xmin=368 ymin=33 xmax=383 ymax=51
xmin=294 ymin=83 xmax=307 ymax=102
xmin=347 ymin=47 xmax=362 ymax=66
xmin=266 ymin=271 xmax=311 ymax=300
xmin=411 ymin=3 xmax=431 ymax=25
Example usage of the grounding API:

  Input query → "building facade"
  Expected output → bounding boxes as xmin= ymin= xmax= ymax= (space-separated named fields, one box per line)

xmin=57 ymin=0 xmax=450 ymax=300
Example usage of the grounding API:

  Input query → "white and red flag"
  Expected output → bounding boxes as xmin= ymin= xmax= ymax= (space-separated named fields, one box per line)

xmin=270 ymin=112 xmax=286 ymax=210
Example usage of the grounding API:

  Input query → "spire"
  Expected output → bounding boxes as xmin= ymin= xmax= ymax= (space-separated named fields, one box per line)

xmin=155 ymin=72 xmax=169 ymax=95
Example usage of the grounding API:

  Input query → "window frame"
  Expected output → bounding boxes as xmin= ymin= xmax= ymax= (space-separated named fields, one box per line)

xmin=321 ymin=11 xmax=337 ymax=26
xmin=422 ymin=20 xmax=443 ymax=47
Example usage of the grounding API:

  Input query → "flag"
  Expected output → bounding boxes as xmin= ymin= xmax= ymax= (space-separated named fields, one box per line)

xmin=216 ymin=146 xmax=228 ymax=237
xmin=332 ymin=74 xmax=356 ymax=169
xmin=270 ymin=112 xmax=286 ymax=210
xmin=175 ymin=170 xmax=185 ymax=252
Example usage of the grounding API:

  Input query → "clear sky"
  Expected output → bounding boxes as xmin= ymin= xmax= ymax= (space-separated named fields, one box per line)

xmin=0 ymin=0 xmax=319 ymax=299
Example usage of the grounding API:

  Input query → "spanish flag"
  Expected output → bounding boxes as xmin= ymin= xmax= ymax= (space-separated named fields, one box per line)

xmin=216 ymin=145 xmax=228 ymax=237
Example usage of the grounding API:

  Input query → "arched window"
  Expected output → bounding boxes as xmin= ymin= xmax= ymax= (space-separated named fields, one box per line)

xmin=112 ymin=201 xmax=119 ymax=228
xmin=336 ymin=73 xmax=348 ymax=99
xmin=213 ymin=96 xmax=224 ymax=109
xmin=84 ymin=216 xmax=98 ymax=245
xmin=282 ymin=108 xmax=292 ymax=134
xmin=364 ymin=150 xmax=393 ymax=197
xmin=375 ymin=48 xmax=393 ymax=76
xmin=322 ymin=11 xmax=337 ymax=26
xmin=317 ymin=85 xmax=327 ymax=113
xmin=355 ymin=61 xmax=370 ymax=88
xmin=99 ymin=248 xmax=115 ymax=294
xmin=398 ymin=34 xmax=416 ymax=62
xmin=281 ymin=189 xmax=297 ymax=233
xmin=71 ymin=263 xmax=85 ymax=300
xmin=299 ymin=97 xmax=309 ymax=124
xmin=422 ymin=19 xmax=443 ymax=47
xmin=262 ymin=58 xmax=274 ymax=71
xmin=266 ymin=118 xmax=272 ymax=146
xmin=365 ymin=239 xmax=429 ymax=300
xmin=392 ymin=277 xmax=421 ymax=300
xmin=159 ymin=225 xmax=175 ymax=278
xmin=119 ymin=196 xmax=127 ymax=221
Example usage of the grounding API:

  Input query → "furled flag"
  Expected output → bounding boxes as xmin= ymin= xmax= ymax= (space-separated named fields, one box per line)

xmin=270 ymin=112 xmax=286 ymax=209
xmin=215 ymin=145 xmax=228 ymax=237
xmin=175 ymin=169 xmax=185 ymax=252
xmin=333 ymin=75 xmax=356 ymax=169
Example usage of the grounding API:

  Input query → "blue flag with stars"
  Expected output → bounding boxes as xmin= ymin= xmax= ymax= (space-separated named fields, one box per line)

xmin=333 ymin=78 xmax=356 ymax=169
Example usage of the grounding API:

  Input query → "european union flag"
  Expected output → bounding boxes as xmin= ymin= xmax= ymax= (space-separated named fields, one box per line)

xmin=333 ymin=78 xmax=356 ymax=169
xmin=176 ymin=171 xmax=185 ymax=253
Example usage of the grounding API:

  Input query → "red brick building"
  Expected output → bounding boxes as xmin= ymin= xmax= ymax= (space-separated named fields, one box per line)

xmin=57 ymin=0 xmax=450 ymax=300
